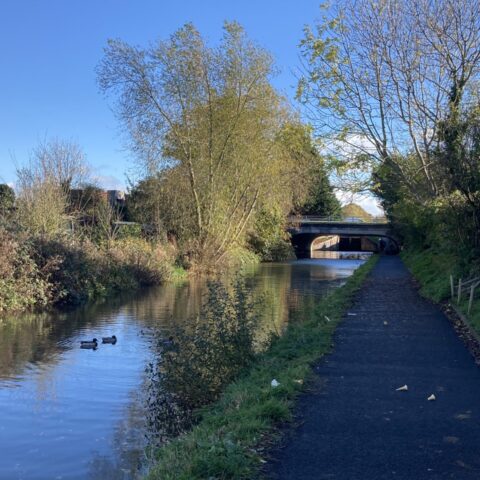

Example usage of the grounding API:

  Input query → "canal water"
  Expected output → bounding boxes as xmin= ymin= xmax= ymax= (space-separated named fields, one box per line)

xmin=0 ymin=255 xmax=368 ymax=480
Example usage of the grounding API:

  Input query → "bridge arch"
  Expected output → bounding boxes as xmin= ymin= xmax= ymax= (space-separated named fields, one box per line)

xmin=287 ymin=218 xmax=400 ymax=259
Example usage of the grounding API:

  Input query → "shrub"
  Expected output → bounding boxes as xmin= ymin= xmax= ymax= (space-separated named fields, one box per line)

xmin=0 ymin=229 xmax=51 ymax=312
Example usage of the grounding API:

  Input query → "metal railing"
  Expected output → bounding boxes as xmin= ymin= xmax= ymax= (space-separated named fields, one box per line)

xmin=288 ymin=215 xmax=389 ymax=224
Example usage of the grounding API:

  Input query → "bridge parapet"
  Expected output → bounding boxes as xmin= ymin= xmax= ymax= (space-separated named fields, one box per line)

xmin=287 ymin=216 xmax=399 ymax=258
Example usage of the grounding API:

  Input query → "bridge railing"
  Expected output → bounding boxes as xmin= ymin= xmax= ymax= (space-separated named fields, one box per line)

xmin=287 ymin=215 xmax=389 ymax=224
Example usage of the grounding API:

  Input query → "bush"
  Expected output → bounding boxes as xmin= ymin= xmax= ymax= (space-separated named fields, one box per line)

xmin=0 ymin=229 xmax=177 ymax=313
xmin=0 ymin=229 xmax=51 ymax=312
xmin=247 ymin=208 xmax=294 ymax=262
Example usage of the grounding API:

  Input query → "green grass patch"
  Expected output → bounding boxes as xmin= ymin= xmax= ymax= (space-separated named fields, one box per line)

xmin=401 ymin=247 xmax=480 ymax=335
xmin=145 ymin=255 xmax=379 ymax=480
xmin=401 ymin=248 xmax=459 ymax=302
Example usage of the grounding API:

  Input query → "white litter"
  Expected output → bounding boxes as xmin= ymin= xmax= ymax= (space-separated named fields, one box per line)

xmin=396 ymin=385 xmax=408 ymax=391
xmin=427 ymin=394 xmax=436 ymax=401
xmin=324 ymin=315 xmax=331 ymax=322
xmin=347 ymin=313 xmax=357 ymax=316
xmin=271 ymin=379 xmax=280 ymax=388
xmin=383 ymin=321 xmax=388 ymax=325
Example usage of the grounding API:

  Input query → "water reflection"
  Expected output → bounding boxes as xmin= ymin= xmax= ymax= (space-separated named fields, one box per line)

xmin=0 ymin=257 xmax=364 ymax=479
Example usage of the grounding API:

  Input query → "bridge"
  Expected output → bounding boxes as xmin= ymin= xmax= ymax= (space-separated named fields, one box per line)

xmin=287 ymin=216 xmax=400 ymax=258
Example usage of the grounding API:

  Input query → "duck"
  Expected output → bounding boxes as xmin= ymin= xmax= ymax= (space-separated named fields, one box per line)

xmin=80 ymin=338 xmax=98 ymax=349
xmin=102 ymin=335 xmax=117 ymax=344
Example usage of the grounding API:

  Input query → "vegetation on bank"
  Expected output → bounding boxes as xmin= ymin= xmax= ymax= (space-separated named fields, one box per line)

xmin=145 ymin=255 xmax=378 ymax=480
xmin=401 ymin=248 xmax=480 ymax=335
xmin=296 ymin=1 xmax=480 ymax=333
xmin=0 ymin=140 xmax=180 ymax=314
xmin=0 ymin=228 xmax=178 ymax=314
xmin=1 ymin=23 xmax=343 ymax=314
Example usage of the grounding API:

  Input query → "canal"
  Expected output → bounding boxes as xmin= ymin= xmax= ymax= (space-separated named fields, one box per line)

xmin=0 ymin=254 xmax=369 ymax=479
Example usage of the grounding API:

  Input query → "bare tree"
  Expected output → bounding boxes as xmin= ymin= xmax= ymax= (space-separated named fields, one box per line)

xmin=16 ymin=138 xmax=89 ymax=236
xmin=299 ymin=0 xmax=480 ymax=197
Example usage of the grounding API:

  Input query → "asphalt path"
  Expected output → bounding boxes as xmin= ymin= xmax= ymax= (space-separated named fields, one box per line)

xmin=265 ymin=256 xmax=480 ymax=479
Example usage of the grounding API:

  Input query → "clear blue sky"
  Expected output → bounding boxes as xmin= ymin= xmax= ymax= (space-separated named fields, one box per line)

xmin=0 ymin=0 xmax=323 ymax=189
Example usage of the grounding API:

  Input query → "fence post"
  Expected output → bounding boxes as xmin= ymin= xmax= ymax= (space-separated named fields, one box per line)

xmin=458 ymin=278 xmax=462 ymax=304
xmin=450 ymin=275 xmax=454 ymax=299
xmin=468 ymin=284 xmax=475 ymax=314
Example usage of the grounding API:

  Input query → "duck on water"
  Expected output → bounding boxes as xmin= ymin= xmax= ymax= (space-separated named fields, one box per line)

xmin=80 ymin=338 xmax=98 ymax=349
xmin=102 ymin=335 xmax=117 ymax=344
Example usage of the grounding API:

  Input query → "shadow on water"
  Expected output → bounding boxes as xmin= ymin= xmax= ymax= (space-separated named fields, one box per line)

xmin=0 ymin=256 xmax=365 ymax=479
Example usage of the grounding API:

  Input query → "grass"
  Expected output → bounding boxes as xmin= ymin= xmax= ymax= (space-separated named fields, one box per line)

xmin=145 ymin=254 xmax=379 ymax=480
xmin=401 ymin=247 xmax=480 ymax=335
xmin=401 ymin=248 xmax=460 ymax=302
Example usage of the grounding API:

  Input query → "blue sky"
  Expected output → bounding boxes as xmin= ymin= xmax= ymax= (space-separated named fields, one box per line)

xmin=0 ymin=0 xmax=324 ymax=189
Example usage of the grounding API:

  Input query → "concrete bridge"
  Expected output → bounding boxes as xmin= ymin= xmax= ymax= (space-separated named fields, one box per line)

xmin=288 ymin=216 xmax=400 ymax=258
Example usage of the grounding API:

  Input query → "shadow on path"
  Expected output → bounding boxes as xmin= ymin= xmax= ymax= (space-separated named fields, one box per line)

xmin=265 ymin=256 xmax=480 ymax=480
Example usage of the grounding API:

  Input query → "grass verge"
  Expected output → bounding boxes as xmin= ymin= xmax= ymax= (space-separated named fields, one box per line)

xmin=145 ymin=254 xmax=379 ymax=480
xmin=401 ymin=248 xmax=480 ymax=334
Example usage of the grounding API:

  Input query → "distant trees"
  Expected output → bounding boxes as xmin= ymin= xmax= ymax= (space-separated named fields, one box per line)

xmin=98 ymin=22 xmax=324 ymax=263
xmin=341 ymin=204 xmax=372 ymax=222
xmin=16 ymin=138 xmax=89 ymax=237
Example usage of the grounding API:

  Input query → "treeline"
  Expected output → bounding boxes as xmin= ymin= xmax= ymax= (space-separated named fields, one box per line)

xmin=297 ymin=0 xmax=480 ymax=278
xmin=1 ymin=22 xmax=340 ymax=313
xmin=0 ymin=139 xmax=177 ymax=313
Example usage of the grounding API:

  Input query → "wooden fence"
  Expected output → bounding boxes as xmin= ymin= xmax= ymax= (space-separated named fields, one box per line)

xmin=450 ymin=275 xmax=480 ymax=314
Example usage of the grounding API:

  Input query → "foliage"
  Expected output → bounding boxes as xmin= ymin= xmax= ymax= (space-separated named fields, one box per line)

xmin=299 ymin=0 xmax=480 ymax=197
xmin=247 ymin=208 xmax=293 ymax=261
xmin=98 ymin=24 xmax=321 ymax=264
xmin=0 ymin=227 xmax=176 ymax=313
xmin=297 ymin=170 xmax=341 ymax=217
xmin=0 ymin=184 xmax=15 ymax=219
xmin=0 ymin=229 xmax=51 ymax=313
xmin=16 ymin=138 xmax=89 ymax=237
xmin=145 ymin=255 xmax=379 ymax=480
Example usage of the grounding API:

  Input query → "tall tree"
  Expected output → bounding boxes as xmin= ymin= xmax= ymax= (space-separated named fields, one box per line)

xmin=98 ymin=22 xmax=304 ymax=262
xmin=299 ymin=0 xmax=480 ymax=198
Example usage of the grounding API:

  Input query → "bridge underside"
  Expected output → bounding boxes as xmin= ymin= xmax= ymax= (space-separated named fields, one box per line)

xmin=290 ymin=231 xmax=399 ymax=259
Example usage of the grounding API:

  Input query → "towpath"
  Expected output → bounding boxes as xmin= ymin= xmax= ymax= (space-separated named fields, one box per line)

xmin=266 ymin=256 xmax=480 ymax=479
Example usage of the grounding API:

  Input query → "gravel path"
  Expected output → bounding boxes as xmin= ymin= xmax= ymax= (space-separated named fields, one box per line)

xmin=265 ymin=256 xmax=480 ymax=479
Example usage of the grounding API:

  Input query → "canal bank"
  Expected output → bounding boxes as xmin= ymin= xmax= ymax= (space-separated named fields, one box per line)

xmin=145 ymin=255 xmax=378 ymax=480
xmin=0 ymin=256 xmax=368 ymax=479
xmin=265 ymin=256 xmax=480 ymax=479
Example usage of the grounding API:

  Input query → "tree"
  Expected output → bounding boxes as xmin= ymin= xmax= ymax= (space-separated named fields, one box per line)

xmin=98 ymin=22 xmax=306 ymax=263
xmin=0 ymin=184 xmax=15 ymax=219
xmin=299 ymin=0 xmax=480 ymax=198
xmin=16 ymin=138 xmax=89 ymax=237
